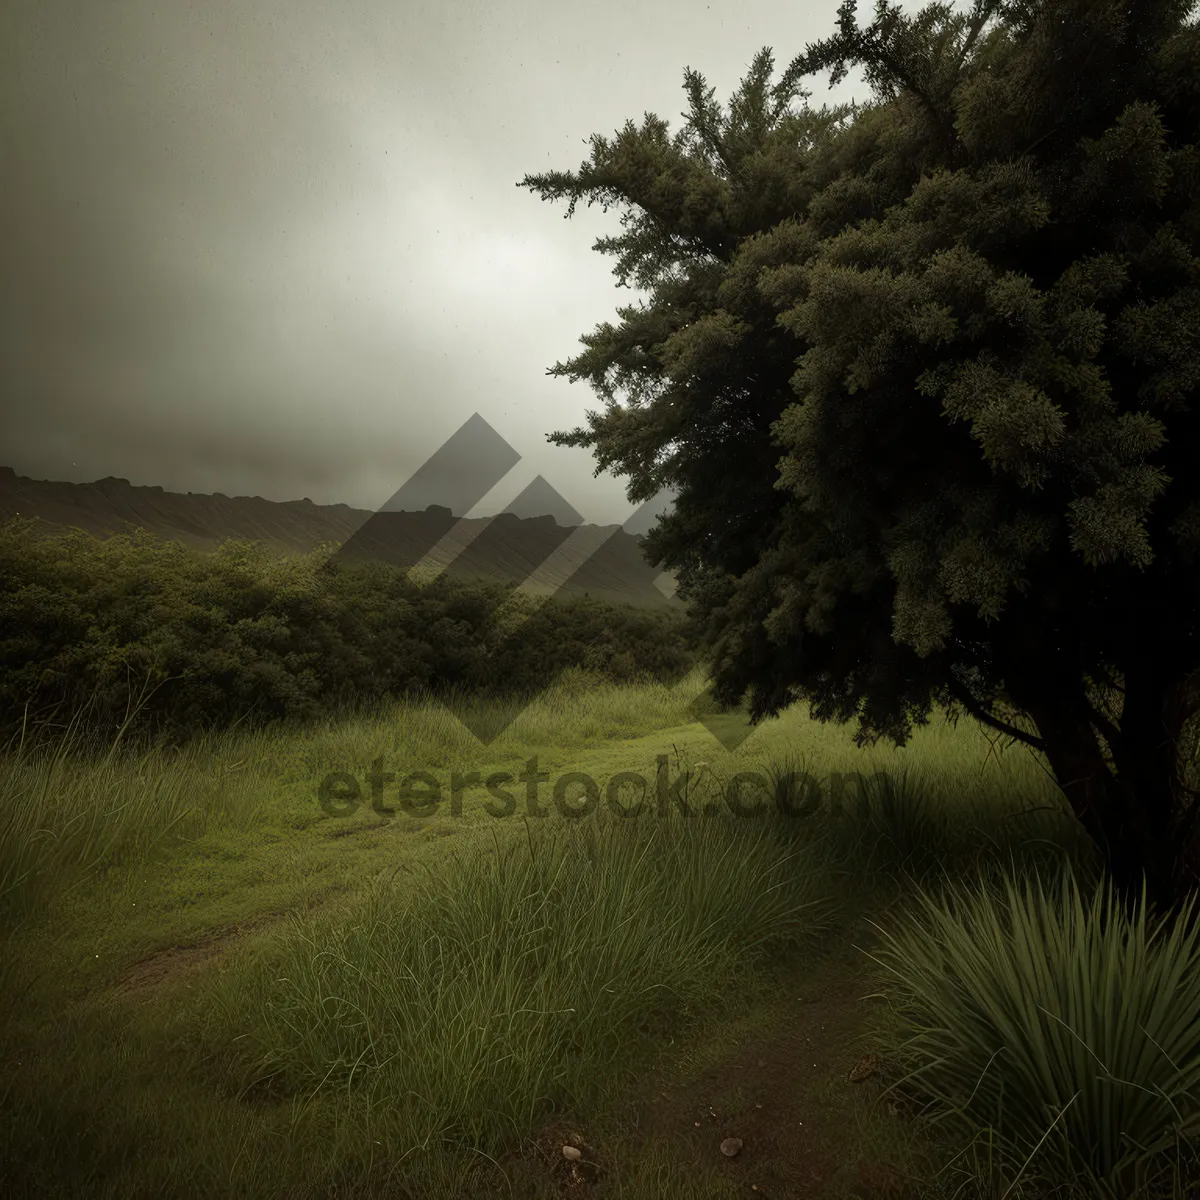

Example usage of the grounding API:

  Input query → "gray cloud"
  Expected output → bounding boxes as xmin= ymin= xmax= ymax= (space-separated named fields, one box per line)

xmin=2 ymin=0 xmax=900 ymax=524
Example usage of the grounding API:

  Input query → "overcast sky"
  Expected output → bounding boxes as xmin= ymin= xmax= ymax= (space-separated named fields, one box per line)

xmin=2 ymin=0 xmax=914 ymax=525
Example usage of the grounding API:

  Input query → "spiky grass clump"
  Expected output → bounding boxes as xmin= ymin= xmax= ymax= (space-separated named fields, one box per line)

xmin=870 ymin=868 xmax=1200 ymax=1197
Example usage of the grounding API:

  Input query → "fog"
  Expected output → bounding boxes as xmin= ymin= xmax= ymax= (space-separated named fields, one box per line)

xmin=2 ymin=0 xmax=903 ymax=523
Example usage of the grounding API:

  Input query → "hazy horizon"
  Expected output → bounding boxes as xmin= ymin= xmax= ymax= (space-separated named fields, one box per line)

xmin=2 ymin=0 xmax=915 ymax=527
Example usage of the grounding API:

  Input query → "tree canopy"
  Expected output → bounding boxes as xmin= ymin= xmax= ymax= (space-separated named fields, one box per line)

xmin=519 ymin=0 xmax=1200 ymax=908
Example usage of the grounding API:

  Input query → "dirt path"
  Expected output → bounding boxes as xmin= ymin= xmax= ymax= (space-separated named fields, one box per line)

xmin=105 ymin=885 xmax=350 ymax=1004
xmin=634 ymin=953 xmax=906 ymax=1197
xmin=516 ymin=943 xmax=915 ymax=1200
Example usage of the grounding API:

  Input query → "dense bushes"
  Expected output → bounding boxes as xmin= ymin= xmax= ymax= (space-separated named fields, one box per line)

xmin=0 ymin=518 xmax=698 ymax=744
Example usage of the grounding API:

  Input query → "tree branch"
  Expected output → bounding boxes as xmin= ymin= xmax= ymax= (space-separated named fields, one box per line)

xmin=948 ymin=678 xmax=1047 ymax=753
xmin=951 ymin=1 xmax=1003 ymax=76
xmin=1084 ymin=700 xmax=1129 ymax=777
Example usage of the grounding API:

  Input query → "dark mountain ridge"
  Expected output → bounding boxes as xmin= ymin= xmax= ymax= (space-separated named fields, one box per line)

xmin=0 ymin=466 xmax=681 ymax=610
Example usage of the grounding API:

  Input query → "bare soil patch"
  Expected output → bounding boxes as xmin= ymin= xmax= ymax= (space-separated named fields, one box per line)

xmin=509 ymin=950 xmax=916 ymax=1199
xmin=109 ymin=888 xmax=348 ymax=1001
xmin=634 ymin=960 xmax=907 ymax=1198
xmin=115 ymin=937 xmax=231 ymax=994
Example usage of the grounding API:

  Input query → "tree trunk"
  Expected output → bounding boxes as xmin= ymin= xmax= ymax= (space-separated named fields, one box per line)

xmin=1008 ymin=673 xmax=1179 ymax=916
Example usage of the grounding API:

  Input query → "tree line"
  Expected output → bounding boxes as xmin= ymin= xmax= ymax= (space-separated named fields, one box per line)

xmin=0 ymin=518 xmax=698 ymax=746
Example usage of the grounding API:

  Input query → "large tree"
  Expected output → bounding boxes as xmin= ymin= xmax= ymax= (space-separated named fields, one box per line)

xmin=519 ymin=0 xmax=1200 ymax=910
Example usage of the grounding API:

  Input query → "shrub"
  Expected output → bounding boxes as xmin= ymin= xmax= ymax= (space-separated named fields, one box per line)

xmin=0 ymin=518 xmax=698 ymax=745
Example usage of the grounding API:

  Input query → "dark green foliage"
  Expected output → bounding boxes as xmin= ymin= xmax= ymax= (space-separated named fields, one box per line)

xmin=0 ymin=518 xmax=697 ymax=745
xmin=520 ymin=0 xmax=1200 ymax=908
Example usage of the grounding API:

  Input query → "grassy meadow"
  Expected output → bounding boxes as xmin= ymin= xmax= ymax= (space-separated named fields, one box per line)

xmin=5 ymin=653 xmax=1199 ymax=1198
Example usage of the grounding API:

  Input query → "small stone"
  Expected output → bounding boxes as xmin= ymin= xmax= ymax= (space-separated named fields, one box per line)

xmin=720 ymin=1137 xmax=743 ymax=1157
xmin=848 ymin=1054 xmax=879 ymax=1083
xmin=562 ymin=1145 xmax=582 ymax=1161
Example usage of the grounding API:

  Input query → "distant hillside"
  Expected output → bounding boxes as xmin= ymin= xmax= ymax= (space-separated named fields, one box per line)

xmin=0 ymin=466 xmax=681 ymax=610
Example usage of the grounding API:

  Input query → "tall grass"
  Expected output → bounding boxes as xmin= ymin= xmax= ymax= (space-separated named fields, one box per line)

xmin=200 ymin=810 xmax=837 ymax=1159
xmin=0 ymin=712 xmax=270 ymax=917
xmin=752 ymin=750 xmax=1097 ymax=895
xmin=869 ymin=867 xmax=1200 ymax=1198
xmin=7 ymin=661 xmax=1186 ymax=1197
xmin=0 ymin=667 xmax=710 ymax=919
xmin=272 ymin=664 xmax=711 ymax=782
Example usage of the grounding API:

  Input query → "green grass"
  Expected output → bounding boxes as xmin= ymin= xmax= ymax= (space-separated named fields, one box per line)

xmin=0 ymin=665 xmax=712 ymax=921
xmin=1 ymin=667 xmax=1194 ymax=1198
xmin=197 ymin=814 xmax=834 ymax=1154
xmin=866 ymin=868 xmax=1200 ymax=1198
